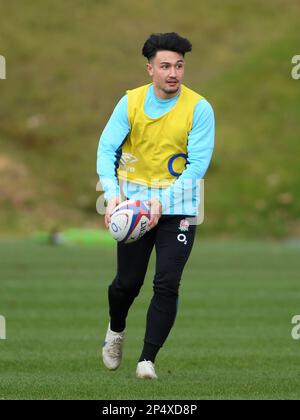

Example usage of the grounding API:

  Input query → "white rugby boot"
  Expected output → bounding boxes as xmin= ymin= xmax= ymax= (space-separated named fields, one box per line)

xmin=136 ymin=360 xmax=158 ymax=379
xmin=102 ymin=324 xmax=125 ymax=370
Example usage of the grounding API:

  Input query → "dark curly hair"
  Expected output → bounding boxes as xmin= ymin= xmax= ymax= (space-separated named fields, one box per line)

xmin=142 ymin=32 xmax=192 ymax=61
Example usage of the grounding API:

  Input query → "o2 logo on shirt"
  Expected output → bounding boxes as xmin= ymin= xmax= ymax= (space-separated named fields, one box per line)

xmin=168 ymin=153 xmax=188 ymax=177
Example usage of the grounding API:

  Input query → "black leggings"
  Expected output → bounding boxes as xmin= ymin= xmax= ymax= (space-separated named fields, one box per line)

xmin=108 ymin=215 xmax=197 ymax=348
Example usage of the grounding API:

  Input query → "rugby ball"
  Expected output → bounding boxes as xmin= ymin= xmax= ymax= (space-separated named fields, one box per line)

xmin=109 ymin=200 xmax=151 ymax=244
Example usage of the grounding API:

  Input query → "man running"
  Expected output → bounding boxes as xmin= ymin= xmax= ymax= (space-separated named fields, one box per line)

xmin=97 ymin=32 xmax=215 ymax=379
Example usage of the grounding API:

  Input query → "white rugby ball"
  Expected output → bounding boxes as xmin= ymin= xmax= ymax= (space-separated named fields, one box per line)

xmin=109 ymin=199 xmax=151 ymax=244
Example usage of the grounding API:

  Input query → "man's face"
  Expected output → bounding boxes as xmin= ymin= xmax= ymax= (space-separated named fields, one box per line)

xmin=146 ymin=50 xmax=185 ymax=97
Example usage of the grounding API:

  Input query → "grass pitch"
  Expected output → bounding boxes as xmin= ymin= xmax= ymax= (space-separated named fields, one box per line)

xmin=1 ymin=1 xmax=300 ymax=237
xmin=0 ymin=239 xmax=300 ymax=400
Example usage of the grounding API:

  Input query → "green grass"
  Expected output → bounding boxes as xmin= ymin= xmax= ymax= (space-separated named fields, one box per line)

xmin=1 ymin=0 xmax=300 ymax=237
xmin=1 ymin=239 xmax=300 ymax=400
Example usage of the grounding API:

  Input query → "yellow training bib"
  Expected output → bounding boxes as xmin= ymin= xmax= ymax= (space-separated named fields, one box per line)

xmin=117 ymin=83 xmax=203 ymax=188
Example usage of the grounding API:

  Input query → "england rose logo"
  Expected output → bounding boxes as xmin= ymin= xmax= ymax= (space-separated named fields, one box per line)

xmin=179 ymin=219 xmax=190 ymax=232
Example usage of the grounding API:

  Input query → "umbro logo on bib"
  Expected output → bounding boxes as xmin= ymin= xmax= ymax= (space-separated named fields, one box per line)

xmin=120 ymin=153 xmax=138 ymax=173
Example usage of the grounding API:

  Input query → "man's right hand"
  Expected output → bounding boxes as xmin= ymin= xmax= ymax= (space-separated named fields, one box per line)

xmin=105 ymin=196 xmax=122 ymax=228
